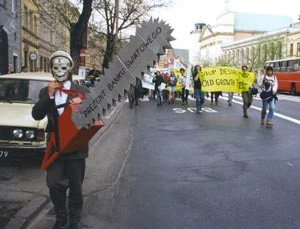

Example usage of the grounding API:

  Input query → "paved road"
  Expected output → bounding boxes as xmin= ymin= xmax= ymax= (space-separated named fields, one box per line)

xmin=6 ymin=93 xmax=300 ymax=229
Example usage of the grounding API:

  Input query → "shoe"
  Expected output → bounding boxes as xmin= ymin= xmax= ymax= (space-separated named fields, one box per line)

xmin=69 ymin=223 xmax=81 ymax=229
xmin=266 ymin=121 xmax=273 ymax=127
xmin=228 ymin=101 xmax=232 ymax=106
xmin=243 ymin=114 xmax=248 ymax=118
xmin=168 ymin=101 xmax=170 ymax=105
xmin=261 ymin=119 xmax=265 ymax=125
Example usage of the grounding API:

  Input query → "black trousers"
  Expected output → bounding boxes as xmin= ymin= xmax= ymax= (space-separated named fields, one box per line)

xmin=181 ymin=88 xmax=189 ymax=103
xmin=46 ymin=158 xmax=86 ymax=224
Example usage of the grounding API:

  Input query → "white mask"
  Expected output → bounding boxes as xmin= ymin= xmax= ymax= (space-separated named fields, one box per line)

xmin=51 ymin=56 xmax=72 ymax=82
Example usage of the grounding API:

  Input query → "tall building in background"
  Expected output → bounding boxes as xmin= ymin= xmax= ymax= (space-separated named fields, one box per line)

xmin=189 ymin=22 xmax=205 ymax=65
xmin=193 ymin=0 xmax=294 ymax=68
xmin=0 ymin=0 xmax=21 ymax=74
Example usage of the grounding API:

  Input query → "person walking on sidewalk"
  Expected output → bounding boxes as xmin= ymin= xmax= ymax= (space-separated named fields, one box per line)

xmin=260 ymin=66 xmax=278 ymax=127
xmin=193 ymin=65 xmax=205 ymax=114
xmin=32 ymin=50 xmax=90 ymax=229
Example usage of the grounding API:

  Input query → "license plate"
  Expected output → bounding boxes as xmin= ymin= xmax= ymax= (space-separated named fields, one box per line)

xmin=0 ymin=150 xmax=9 ymax=158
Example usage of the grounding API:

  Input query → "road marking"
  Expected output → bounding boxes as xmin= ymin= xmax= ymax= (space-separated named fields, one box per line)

xmin=286 ymin=162 xmax=293 ymax=167
xmin=220 ymin=96 xmax=300 ymax=125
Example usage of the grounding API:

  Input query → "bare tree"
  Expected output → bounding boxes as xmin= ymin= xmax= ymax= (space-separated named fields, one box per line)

xmin=94 ymin=0 xmax=167 ymax=69
xmin=70 ymin=0 xmax=93 ymax=74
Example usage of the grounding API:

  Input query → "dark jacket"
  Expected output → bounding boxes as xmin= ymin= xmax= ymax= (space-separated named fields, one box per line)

xmin=193 ymin=71 xmax=201 ymax=90
xmin=152 ymin=75 xmax=164 ymax=90
xmin=32 ymin=82 xmax=90 ymax=159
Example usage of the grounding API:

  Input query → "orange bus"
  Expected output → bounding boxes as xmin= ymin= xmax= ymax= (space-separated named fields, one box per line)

xmin=264 ymin=57 xmax=300 ymax=95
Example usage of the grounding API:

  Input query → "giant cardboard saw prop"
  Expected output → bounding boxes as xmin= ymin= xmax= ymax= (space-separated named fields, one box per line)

xmin=41 ymin=18 xmax=174 ymax=170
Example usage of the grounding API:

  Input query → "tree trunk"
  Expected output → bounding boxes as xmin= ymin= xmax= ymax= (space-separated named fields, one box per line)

xmin=102 ymin=33 xmax=116 ymax=69
xmin=70 ymin=0 xmax=93 ymax=74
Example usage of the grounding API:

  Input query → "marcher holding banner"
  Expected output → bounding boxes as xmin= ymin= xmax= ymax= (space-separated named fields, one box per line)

xmin=241 ymin=65 xmax=254 ymax=118
xmin=32 ymin=50 xmax=90 ymax=229
xmin=193 ymin=65 xmax=205 ymax=113
xmin=179 ymin=68 xmax=189 ymax=105
xmin=260 ymin=66 xmax=278 ymax=127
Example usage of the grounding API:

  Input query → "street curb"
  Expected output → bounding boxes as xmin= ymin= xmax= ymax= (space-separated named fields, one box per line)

xmin=4 ymin=195 xmax=49 ymax=229
xmin=3 ymin=100 xmax=126 ymax=229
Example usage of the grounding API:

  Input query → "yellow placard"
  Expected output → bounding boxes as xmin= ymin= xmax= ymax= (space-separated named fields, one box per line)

xmin=197 ymin=66 xmax=255 ymax=93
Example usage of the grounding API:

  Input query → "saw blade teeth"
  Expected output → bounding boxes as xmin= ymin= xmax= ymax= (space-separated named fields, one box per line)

xmin=74 ymin=18 xmax=174 ymax=128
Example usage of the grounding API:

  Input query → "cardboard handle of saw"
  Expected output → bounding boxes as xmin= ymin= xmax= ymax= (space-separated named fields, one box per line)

xmin=40 ymin=105 xmax=104 ymax=170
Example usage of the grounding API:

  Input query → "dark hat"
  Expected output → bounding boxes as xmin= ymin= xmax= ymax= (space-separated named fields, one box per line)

xmin=266 ymin=66 xmax=273 ymax=71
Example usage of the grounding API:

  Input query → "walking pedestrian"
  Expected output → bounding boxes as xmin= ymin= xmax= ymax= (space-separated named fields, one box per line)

xmin=260 ymin=66 xmax=278 ymax=127
xmin=152 ymin=71 xmax=164 ymax=106
xmin=179 ymin=68 xmax=189 ymax=105
xmin=193 ymin=65 xmax=205 ymax=114
xmin=227 ymin=92 xmax=233 ymax=106
xmin=32 ymin=50 xmax=90 ymax=229
xmin=241 ymin=65 xmax=254 ymax=118
xmin=168 ymin=71 xmax=177 ymax=104
xmin=210 ymin=91 xmax=222 ymax=105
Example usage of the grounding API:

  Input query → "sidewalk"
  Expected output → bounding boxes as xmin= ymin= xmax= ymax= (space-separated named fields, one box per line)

xmin=4 ymin=100 xmax=125 ymax=229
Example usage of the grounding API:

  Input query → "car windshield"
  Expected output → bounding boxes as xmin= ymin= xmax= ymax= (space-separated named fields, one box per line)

xmin=0 ymin=78 xmax=48 ymax=103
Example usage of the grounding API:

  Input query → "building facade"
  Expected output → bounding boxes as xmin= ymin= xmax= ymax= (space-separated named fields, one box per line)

xmin=286 ymin=23 xmax=300 ymax=58
xmin=221 ymin=26 xmax=300 ymax=71
xmin=20 ymin=0 xmax=40 ymax=72
xmin=195 ymin=1 xmax=294 ymax=67
xmin=20 ymin=0 xmax=79 ymax=72
xmin=0 ymin=0 xmax=21 ymax=74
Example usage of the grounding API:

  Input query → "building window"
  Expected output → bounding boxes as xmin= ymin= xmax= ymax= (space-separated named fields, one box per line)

xmin=34 ymin=16 xmax=37 ymax=35
xmin=290 ymin=44 xmax=294 ymax=56
xmin=29 ymin=10 xmax=33 ymax=32
xmin=241 ymin=49 xmax=244 ymax=64
xmin=24 ymin=5 xmax=28 ymax=28
xmin=263 ymin=44 xmax=267 ymax=62
xmin=277 ymin=41 xmax=282 ymax=59
xmin=257 ymin=45 xmax=261 ymax=63
xmin=297 ymin=42 xmax=300 ymax=56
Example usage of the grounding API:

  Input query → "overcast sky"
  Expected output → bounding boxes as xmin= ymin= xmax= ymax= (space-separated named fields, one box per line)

xmin=149 ymin=0 xmax=300 ymax=49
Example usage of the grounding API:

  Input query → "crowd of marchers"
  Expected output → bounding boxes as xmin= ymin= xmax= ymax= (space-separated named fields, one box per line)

xmin=149 ymin=65 xmax=278 ymax=128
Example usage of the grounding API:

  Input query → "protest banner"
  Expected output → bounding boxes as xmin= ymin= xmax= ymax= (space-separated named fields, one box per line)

xmin=198 ymin=66 xmax=255 ymax=93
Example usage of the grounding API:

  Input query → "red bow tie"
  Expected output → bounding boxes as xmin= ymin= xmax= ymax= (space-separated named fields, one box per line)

xmin=58 ymin=86 xmax=86 ymax=99
xmin=58 ymin=86 xmax=77 ymax=97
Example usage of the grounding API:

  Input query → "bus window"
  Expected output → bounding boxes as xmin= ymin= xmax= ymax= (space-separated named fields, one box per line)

xmin=274 ymin=62 xmax=280 ymax=72
xmin=294 ymin=59 xmax=300 ymax=71
xmin=280 ymin=61 xmax=287 ymax=72
xmin=287 ymin=60 xmax=294 ymax=72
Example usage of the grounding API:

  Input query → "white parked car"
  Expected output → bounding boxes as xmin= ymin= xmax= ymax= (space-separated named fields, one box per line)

xmin=0 ymin=72 xmax=86 ymax=159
